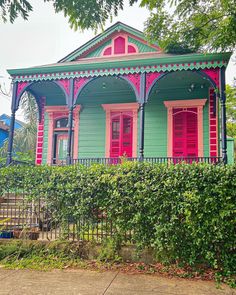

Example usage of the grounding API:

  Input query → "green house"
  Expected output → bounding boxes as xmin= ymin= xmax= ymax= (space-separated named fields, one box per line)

xmin=6 ymin=22 xmax=232 ymax=165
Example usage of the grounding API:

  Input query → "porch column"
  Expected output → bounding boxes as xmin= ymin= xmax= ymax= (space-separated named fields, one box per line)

xmin=67 ymin=106 xmax=74 ymax=165
xmin=139 ymin=73 xmax=146 ymax=161
xmin=6 ymin=82 xmax=18 ymax=166
xmin=139 ymin=103 xmax=145 ymax=160
xmin=219 ymin=67 xmax=227 ymax=164
xmin=66 ymin=78 xmax=74 ymax=165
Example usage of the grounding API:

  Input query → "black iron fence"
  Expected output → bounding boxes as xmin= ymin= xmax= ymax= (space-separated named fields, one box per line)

xmin=0 ymin=191 xmax=128 ymax=242
xmin=54 ymin=156 xmax=223 ymax=166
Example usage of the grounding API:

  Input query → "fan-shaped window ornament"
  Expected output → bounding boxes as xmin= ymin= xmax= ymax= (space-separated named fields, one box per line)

xmin=102 ymin=35 xmax=137 ymax=56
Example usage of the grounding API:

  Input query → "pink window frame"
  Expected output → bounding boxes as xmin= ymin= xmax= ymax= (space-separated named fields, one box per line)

xmin=45 ymin=105 xmax=81 ymax=164
xmin=101 ymin=33 xmax=139 ymax=56
xmin=164 ymin=99 xmax=207 ymax=157
xmin=102 ymin=103 xmax=139 ymax=157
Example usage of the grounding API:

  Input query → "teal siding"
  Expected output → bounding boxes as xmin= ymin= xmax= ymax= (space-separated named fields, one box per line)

xmin=86 ymin=40 xmax=112 ymax=58
xmin=77 ymin=93 xmax=136 ymax=158
xmin=42 ymin=112 xmax=49 ymax=164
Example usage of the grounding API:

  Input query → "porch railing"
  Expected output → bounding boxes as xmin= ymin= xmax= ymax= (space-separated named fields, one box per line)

xmin=53 ymin=156 xmax=223 ymax=166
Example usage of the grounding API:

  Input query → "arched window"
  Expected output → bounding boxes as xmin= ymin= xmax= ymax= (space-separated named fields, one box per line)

xmin=102 ymin=35 xmax=138 ymax=56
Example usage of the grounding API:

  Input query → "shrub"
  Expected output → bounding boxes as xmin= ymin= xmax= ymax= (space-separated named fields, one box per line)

xmin=0 ymin=162 xmax=235 ymax=273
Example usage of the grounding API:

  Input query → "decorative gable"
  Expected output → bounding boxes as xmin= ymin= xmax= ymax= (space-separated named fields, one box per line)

xmin=59 ymin=22 xmax=161 ymax=63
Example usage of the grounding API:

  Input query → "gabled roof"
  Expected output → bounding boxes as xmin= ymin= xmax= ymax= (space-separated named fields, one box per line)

xmin=58 ymin=22 xmax=160 ymax=62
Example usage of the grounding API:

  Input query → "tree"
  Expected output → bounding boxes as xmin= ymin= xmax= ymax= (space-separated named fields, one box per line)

xmin=1 ymin=0 xmax=235 ymax=52
xmin=0 ymin=92 xmax=38 ymax=162
xmin=226 ymin=83 xmax=236 ymax=123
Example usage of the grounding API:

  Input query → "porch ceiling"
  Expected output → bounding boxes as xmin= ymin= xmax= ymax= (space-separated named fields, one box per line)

xmin=147 ymin=71 xmax=213 ymax=101
xmin=78 ymin=76 xmax=135 ymax=99
xmin=28 ymin=81 xmax=66 ymax=105
xmin=152 ymin=71 xmax=211 ymax=93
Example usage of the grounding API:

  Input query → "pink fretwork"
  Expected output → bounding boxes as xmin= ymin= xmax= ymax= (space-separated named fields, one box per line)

xmin=209 ymin=88 xmax=218 ymax=157
xmin=201 ymin=68 xmax=220 ymax=88
xmin=35 ymin=97 xmax=46 ymax=165
xmin=16 ymin=81 xmax=30 ymax=98
xmin=74 ymin=77 xmax=90 ymax=100
xmin=57 ymin=79 xmax=70 ymax=96
xmin=146 ymin=72 xmax=163 ymax=96
xmin=123 ymin=73 xmax=141 ymax=96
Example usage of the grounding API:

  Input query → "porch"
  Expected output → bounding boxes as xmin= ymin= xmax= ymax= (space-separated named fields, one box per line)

xmin=6 ymin=54 xmax=229 ymax=165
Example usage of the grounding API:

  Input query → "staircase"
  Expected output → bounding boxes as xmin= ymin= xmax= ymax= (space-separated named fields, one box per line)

xmin=0 ymin=193 xmax=39 ymax=232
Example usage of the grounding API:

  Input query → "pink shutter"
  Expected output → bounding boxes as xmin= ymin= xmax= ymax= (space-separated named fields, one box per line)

xmin=121 ymin=115 xmax=133 ymax=157
xmin=186 ymin=111 xmax=198 ymax=157
xmin=110 ymin=115 xmax=120 ymax=157
xmin=173 ymin=109 xmax=198 ymax=158
xmin=114 ymin=36 xmax=125 ymax=54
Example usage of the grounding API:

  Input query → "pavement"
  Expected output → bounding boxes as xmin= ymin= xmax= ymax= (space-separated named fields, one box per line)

xmin=0 ymin=268 xmax=235 ymax=295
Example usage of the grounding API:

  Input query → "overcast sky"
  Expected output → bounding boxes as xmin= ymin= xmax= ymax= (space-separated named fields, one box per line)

xmin=0 ymin=0 xmax=235 ymax=120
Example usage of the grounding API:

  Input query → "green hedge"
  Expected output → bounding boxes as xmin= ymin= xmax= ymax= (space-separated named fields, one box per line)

xmin=0 ymin=162 xmax=235 ymax=273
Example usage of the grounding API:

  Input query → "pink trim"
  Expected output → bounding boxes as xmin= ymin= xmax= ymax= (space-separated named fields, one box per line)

xmin=101 ymin=33 xmax=139 ymax=57
xmin=123 ymin=73 xmax=141 ymax=96
xmin=74 ymin=77 xmax=90 ymax=99
xmin=146 ymin=72 xmax=163 ymax=96
xmin=128 ymin=44 xmax=137 ymax=54
xmin=164 ymin=99 xmax=207 ymax=157
xmin=45 ymin=105 xmax=81 ymax=164
xmin=103 ymin=47 xmax=112 ymax=55
xmin=84 ymin=31 xmax=160 ymax=59
xmin=201 ymin=68 xmax=220 ymax=88
xmin=35 ymin=97 xmax=46 ymax=165
xmin=17 ymin=82 xmax=29 ymax=97
xmin=56 ymin=79 xmax=70 ymax=96
xmin=209 ymin=88 xmax=218 ymax=156
xmin=102 ymin=103 xmax=139 ymax=157
xmin=114 ymin=36 xmax=126 ymax=54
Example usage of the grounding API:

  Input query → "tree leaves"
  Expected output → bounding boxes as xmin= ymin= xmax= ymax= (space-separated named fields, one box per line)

xmin=1 ymin=0 xmax=235 ymax=51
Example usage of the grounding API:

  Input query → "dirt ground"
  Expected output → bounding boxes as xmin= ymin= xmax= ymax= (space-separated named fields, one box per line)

xmin=0 ymin=268 xmax=235 ymax=295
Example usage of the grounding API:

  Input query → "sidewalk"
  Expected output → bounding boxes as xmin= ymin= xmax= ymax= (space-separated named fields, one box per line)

xmin=0 ymin=268 xmax=235 ymax=295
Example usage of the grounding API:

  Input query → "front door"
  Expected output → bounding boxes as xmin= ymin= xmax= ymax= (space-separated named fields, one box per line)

xmin=110 ymin=112 xmax=133 ymax=158
xmin=173 ymin=108 xmax=198 ymax=157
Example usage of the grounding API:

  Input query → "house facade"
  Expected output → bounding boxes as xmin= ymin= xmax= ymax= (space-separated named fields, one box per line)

xmin=6 ymin=22 xmax=231 ymax=165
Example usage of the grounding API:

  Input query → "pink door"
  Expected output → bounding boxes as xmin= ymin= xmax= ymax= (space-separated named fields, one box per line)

xmin=110 ymin=112 xmax=133 ymax=158
xmin=173 ymin=108 xmax=198 ymax=158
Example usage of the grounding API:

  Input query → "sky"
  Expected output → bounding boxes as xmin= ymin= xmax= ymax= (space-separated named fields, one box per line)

xmin=0 ymin=0 xmax=235 ymax=121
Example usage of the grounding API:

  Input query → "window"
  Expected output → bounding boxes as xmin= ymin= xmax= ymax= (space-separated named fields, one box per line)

xmin=102 ymin=35 xmax=138 ymax=56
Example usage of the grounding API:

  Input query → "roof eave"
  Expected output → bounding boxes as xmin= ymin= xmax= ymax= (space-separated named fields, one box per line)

xmin=8 ymin=52 xmax=232 ymax=77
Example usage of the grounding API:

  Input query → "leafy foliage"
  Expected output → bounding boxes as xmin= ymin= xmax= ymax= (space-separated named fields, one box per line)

xmin=0 ymin=162 xmax=235 ymax=274
xmin=226 ymin=83 xmax=236 ymax=123
xmin=144 ymin=0 xmax=236 ymax=52
xmin=1 ymin=0 xmax=235 ymax=51
xmin=0 ymin=0 xmax=33 ymax=23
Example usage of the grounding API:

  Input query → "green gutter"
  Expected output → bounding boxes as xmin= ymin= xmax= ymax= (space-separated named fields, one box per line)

xmin=8 ymin=52 xmax=232 ymax=76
